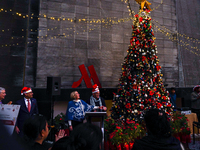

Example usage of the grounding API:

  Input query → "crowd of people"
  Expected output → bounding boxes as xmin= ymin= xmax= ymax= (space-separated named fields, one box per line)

xmin=0 ymin=85 xmax=200 ymax=150
xmin=0 ymin=84 xmax=106 ymax=150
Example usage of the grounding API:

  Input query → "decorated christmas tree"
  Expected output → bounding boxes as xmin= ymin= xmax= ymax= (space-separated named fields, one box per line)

xmin=111 ymin=4 xmax=173 ymax=123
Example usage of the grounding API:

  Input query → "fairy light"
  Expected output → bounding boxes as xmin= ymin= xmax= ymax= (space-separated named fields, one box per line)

xmin=1 ymin=25 xmax=101 ymax=47
xmin=0 ymin=7 xmax=129 ymax=25
xmin=126 ymin=0 xmax=135 ymax=17
xmin=154 ymin=24 xmax=200 ymax=52
xmin=152 ymin=19 xmax=200 ymax=44
xmin=0 ymin=1 xmax=199 ymax=55
xmin=151 ymin=0 xmax=163 ymax=11
xmin=153 ymin=24 xmax=200 ymax=56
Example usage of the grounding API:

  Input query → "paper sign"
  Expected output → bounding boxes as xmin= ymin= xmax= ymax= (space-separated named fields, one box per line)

xmin=0 ymin=104 xmax=20 ymax=135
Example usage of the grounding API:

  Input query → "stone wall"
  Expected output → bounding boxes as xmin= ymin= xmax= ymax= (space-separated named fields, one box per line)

xmin=152 ymin=0 xmax=178 ymax=87
xmin=36 ymin=0 xmax=178 ymax=88
xmin=176 ymin=0 xmax=200 ymax=87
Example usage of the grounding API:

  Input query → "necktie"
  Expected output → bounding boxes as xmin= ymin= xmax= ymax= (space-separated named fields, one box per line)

xmin=27 ymin=99 xmax=31 ymax=112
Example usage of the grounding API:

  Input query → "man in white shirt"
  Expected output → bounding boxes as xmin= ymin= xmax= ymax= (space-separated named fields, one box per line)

xmin=15 ymin=87 xmax=38 ymax=136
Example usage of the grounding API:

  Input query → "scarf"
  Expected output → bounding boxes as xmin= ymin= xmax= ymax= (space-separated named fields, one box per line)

xmin=90 ymin=96 xmax=102 ymax=107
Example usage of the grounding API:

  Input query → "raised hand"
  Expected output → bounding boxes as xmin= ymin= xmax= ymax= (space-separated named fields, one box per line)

xmin=55 ymin=129 xmax=67 ymax=142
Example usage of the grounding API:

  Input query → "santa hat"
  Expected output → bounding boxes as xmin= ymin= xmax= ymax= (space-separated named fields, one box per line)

xmin=21 ymin=87 xmax=32 ymax=95
xmin=92 ymin=84 xmax=99 ymax=93
xmin=193 ymin=85 xmax=200 ymax=91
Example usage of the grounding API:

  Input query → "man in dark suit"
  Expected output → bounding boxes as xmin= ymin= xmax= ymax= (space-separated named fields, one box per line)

xmin=15 ymin=87 xmax=39 ymax=135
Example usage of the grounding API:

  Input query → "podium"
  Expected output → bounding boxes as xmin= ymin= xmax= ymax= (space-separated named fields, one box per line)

xmin=85 ymin=111 xmax=107 ymax=150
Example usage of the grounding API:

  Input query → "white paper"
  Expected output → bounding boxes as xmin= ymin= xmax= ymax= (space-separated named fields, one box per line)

xmin=0 ymin=104 xmax=20 ymax=135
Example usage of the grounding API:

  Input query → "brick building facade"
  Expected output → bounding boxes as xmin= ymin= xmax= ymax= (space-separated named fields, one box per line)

xmin=36 ymin=0 xmax=180 ymax=88
xmin=0 ymin=0 xmax=199 ymax=93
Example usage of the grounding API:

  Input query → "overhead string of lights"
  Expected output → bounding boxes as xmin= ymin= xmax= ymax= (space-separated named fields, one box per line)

xmin=152 ymin=22 xmax=200 ymax=52
xmin=0 ymin=0 xmax=162 ymax=24
xmin=0 ymin=7 xmax=128 ymax=25
xmin=0 ymin=23 xmax=109 ymax=47
xmin=123 ymin=0 xmax=200 ymax=57
xmin=151 ymin=0 xmax=163 ymax=11
xmin=0 ymin=0 xmax=199 ymax=50
xmin=153 ymin=24 xmax=200 ymax=57
xmin=122 ymin=0 xmax=135 ymax=17
xmin=152 ymin=19 xmax=200 ymax=44
xmin=40 ymin=25 xmax=101 ymax=42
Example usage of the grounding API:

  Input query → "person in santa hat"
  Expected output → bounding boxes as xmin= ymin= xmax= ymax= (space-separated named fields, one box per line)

xmin=87 ymin=84 xmax=107 ymax=111
xmin=191 ymin=85 xmax=200 ymax=121
xmin=15 ymin=87 xmax=39 ymax=136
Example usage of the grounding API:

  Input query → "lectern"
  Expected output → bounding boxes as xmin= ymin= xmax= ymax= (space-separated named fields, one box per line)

xmin=85 ymin=111 xmax=107 ymax=150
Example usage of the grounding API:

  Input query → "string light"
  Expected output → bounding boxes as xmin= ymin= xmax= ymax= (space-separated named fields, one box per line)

xmin=0 ymin=0 xmax=167 ymax=28
xmin=0 ymin=0 xmax=199 ymax=55
xmin=0 ymin=28 xmax=27 ymax=33
xmin=122 ymin=0 xmax=199 ymax=56
xmin=1 ymin=24 xmax=102 ymax=47
xmin=153 ymin=24 xmax=200 ymax=52
xmin=39 ymin=14 xmax=120 ymax=24
xmin=151 ymin=0 xmax=163 ymax=11
xmin=0 ymin=6 xmax=130 ymax=24
xmin=0 ymin=8 xmax=37 ymax=19
xmin=152 ymin=19 xmax=200 ymax=44
xmin=1 ymin=15 xmax=199 ymax=53
xmin=0 ymin=0 xmax=164 ymax=25
xmin=0 ymin=8 xmax=12 ymax=12
xmin=38 ymin=22 xmax=119 ymax=41
xmin=1 ymin=15 xmax=130 ymax=47
xmin=124 ymin=0 xmax=135 ymax=17
xmin=153 ymin=24 xmax=200 ymax=56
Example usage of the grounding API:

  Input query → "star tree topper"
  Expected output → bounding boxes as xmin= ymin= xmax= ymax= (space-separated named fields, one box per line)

xmin=135 ymin=0 xmax=152 ymax=11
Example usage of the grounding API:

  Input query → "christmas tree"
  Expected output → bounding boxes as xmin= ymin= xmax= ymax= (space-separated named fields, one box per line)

xmin=111 ymin=7 xmax=173 ymax=122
